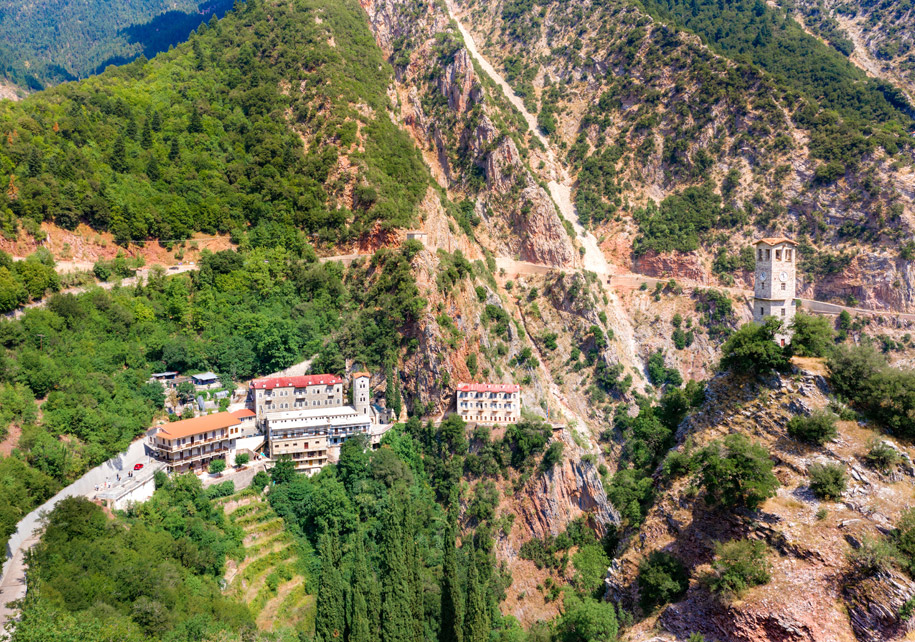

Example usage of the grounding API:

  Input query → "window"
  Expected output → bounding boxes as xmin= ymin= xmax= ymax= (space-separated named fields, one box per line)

xmin=781 ymin=308 xmax=785 ymax=316
xmin=781 ymin=283 xmax=786 ymax=291
xmin=760 ymin=307 xmax=764 ymax=315
xmin=775 ymin=250 xmax=781 ymax=261
xmin=757 ymin=249 xmax=763 ymax=260
xmin=766 ymin=249 xmax=771 ymax=260
xmin=786 ymin=250 xmax=792 ymax=262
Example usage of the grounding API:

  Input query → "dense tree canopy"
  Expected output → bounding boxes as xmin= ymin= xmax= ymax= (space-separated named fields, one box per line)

xmin=0 ymin=0 xmax=428 ymax=248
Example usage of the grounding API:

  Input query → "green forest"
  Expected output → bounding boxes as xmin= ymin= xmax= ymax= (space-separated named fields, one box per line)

xmin=0 ymin=0 xmax=233 ymax=90
xmin=0 ymin=0 xmax=428 ymax=247
xmin=0 ymin=240 xmax=425 ymax=555
xmin=10 ymin=477 xmax=251 ymax=641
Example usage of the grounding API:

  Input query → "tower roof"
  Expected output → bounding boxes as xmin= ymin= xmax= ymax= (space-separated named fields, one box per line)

xmin=755 ymin=237 xmax=797 ymax=246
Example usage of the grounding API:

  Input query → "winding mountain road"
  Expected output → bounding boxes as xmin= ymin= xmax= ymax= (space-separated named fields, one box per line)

xmin=445 ymin=0 xmax=643 ymax=373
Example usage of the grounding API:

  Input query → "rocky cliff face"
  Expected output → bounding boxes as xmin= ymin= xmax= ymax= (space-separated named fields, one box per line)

xmin=452 ymin=0 xmax=915 ymax=313
xmin=361 ymin=0 xmax=576 ymax=269
xmin=602 ymin=362 xmax=915 ymax=642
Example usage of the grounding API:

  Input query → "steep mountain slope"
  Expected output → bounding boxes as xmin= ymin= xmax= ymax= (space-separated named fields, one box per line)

xmin=604 ymin=359 xmax=915 ymax=642
xmin=0 ymin=0 xmax=233 ymax=90
xmin=452 ymin=0 xmax=915 ymax=312
xmin=787 ymin=0 xmax=915 ymax=100
xmin=0 ymin=0 xmax=430 ymax=248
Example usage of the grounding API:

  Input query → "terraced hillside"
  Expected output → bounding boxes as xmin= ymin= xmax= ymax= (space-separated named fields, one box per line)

xmin=218 ymin=489 xmax=314 ymax=635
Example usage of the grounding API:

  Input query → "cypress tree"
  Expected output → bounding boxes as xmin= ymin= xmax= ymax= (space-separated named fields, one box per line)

xmin=316 ymin=533 xmax=346 ymax=642
xmin=385 ymin=364 xmax=402 ymax=419
xmin=406 ymin=510 xmax=423 ymax=642
xmin=150 ymin=110 xmax=162 ymax=131
xmin=381 ymin=500 xmax=414 ymax=642
xmin=463 ymin=550 xmax=489 ymax=642
xmin=348 ymin=533 xmax=372 ymax=642
xmin=439 ymin=510 xmax=464 ymax=642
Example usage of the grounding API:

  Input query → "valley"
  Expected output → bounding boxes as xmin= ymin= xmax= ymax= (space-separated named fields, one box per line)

xmin=0 ymin=0 xmax=914 ymax=640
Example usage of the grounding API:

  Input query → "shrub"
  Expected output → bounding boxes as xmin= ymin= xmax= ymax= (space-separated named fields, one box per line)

xmin=865 ymin=438 xmax=901 ymax=473
xmin=706 ymin=539 xmax=771 ymax=596
xmin=720 ymin=319 xmax=790 ymax=375
xmin=790 ymin=313 xmax=835 ymax=357
xmin=859 ymin=369 xmax=915 ymax=439
xmin=662 ymin=450 xmax=692 ymax=479
xmin=556 ymin=594 xmax=619 ymax=642
xmin=808 ymin=462 xmax=846 ymax=500
xmin=787 ymin=411 xmax=838 ymax=445
xmin=209 ymin=459 xmax=227 ymax=475
xmin=541 ymin=441 xmax=564 ymax=471
xmin=251 ymin=470 xmax=270 ymax=492
xmin=828 ymin=345 xmax=915 ymax=438
xmin=206 ymin=480 xmax=235 ymax=499
xmin=235 ymin=453 xmax=250 ymax=467
xmin=848 ymin=536 xmax=899 ymax=576
xmin=638 ymin=551 xmax=689 ymax=611
xmin=694 ymin=433 xmax=779 ymax=510
xmin=647 ymin=350 xmax=682 ymax=387
xmin=827 ymin=344 xmax=887 ymax=401
xmin=891 ymin=509 xmax=915 ymax=577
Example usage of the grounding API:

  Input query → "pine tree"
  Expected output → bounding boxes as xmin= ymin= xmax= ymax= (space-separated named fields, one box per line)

xmin=25 ymin=148 xmax=42 ymax=176
xmin=146 ymin=155 xmax=160 ymax=181
xmin=316 ymin=534 xmax=346 ymax=642
xmin=126 ymin=116 xmax=138 ymax=139
xmin=439 ymin=509 xmax=464 ymax=642
xmin=188 ymin=107 xmax=203 ymax=134
xmin=463 ymin=549 xmax=490 ymax=642
xmin=168 ymin=137 xmax=180 ymax=162
xmin=109 ymin=136 xmax=127 ymax=173
xmin=150 ymin=110 xmax=162 ymax=131
xmin=141 ymin=120 xmax=153 ymax=149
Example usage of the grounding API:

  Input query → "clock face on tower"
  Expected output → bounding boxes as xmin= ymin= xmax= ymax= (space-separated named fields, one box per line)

xmin=759 ymin=271 xmax=767 ymax=281
xmin=780 ymin=271 xmax=788 ymax=282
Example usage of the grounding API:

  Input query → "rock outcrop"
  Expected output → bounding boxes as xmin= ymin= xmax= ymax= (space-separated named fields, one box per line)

xmin=361 ymin=0 xmax=576 ymax=269
xmin=844 ymin=569 xmax=915 ymax=642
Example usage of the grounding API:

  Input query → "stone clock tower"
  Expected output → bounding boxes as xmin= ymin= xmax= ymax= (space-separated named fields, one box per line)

xmin=753 ymin=237 xmax=798 ymax=346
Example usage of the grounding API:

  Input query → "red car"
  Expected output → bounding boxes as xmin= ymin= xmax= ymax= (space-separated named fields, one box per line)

xmin=133 ymin=463 xmax=144 ymax=471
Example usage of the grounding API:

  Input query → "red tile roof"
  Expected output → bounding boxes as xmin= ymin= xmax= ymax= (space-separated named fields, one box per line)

xmin=352 ymin=371 xmax=371 ymax=378
xmin=756 ymin=237 xmax=797 ymax=246
xmin=158 ymin=413 xmax=240 ymax=440
xmin=249 ymin=375 xmax=344 ymax=389
xmin=457 ymin=382 xmax=520 ymax=393
xmin=231 ymin=408 xmax=256 ymax=418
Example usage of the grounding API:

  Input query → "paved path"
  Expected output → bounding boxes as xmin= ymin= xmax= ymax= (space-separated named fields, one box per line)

xmin=0 ymin=431 xmax=157 ymax=630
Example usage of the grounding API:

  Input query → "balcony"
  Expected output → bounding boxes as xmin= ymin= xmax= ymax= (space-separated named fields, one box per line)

xmin=155 ymin=445 xmax=230 ymax=465
xmin=151 ymin=434 xmax=228 ymax=451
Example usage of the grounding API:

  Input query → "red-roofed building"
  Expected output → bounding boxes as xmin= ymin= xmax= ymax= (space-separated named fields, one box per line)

xmin=150 ymin=412 xmax=240 ymax=473
xmin=230 ymin=408 xmax=258 ymax=437
xmin=249 ymin=375 xmax=345 ymax=420
xmin=456 ymin=382 xmax=521 ymax=424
